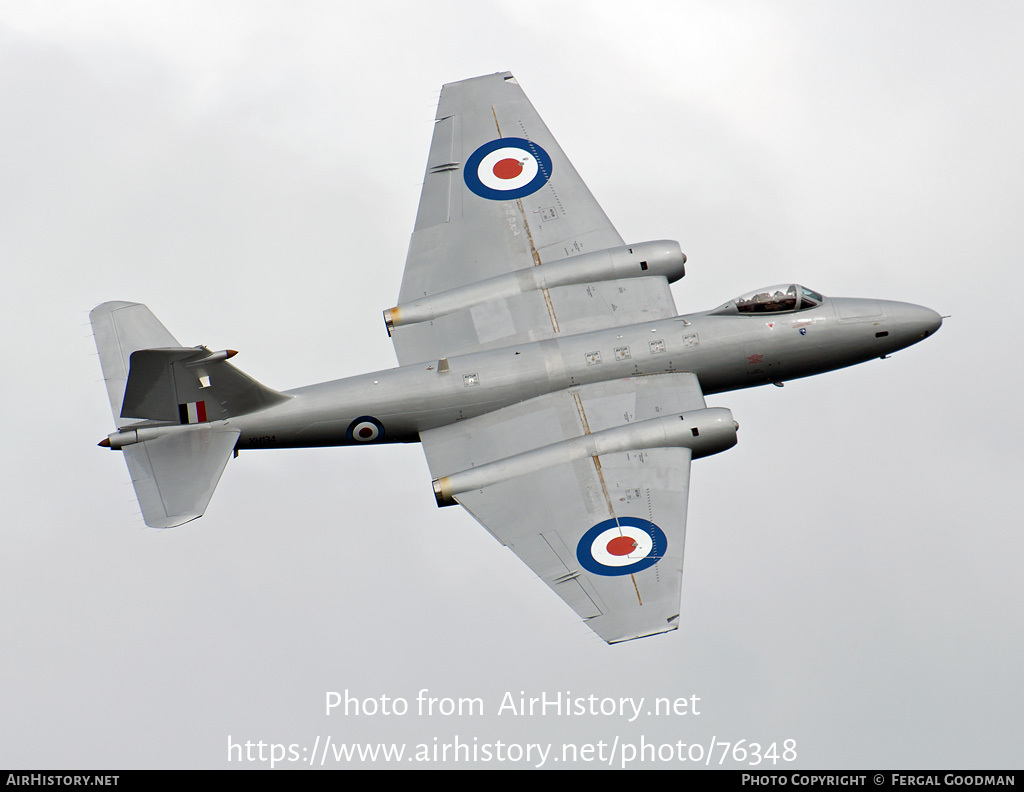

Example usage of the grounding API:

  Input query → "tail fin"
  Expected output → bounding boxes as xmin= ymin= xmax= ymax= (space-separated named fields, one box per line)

xmin=90 ymin=302 xmax=286 ymax=528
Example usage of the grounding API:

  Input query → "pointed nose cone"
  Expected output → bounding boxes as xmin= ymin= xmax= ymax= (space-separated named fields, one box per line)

xmin=888 ymin=301 xmax=942 ymax=349
xmin=906 ymin=303 xmax=942 ymax=339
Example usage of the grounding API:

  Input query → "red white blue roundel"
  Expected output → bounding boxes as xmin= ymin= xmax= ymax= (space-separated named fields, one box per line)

xmin=576 ymin=517 xmax=667 ymax=577
xmin=464 ymin=137 xmax=553 ymax=200
xmin=346 ymin=416 xmax=385 ymax=443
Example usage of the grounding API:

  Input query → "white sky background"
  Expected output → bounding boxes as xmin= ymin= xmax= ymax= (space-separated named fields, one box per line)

xmin=2 ymin=0 xmax=1021 ymax=769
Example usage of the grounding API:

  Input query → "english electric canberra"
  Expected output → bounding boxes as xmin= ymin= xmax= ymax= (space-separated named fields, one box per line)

xmin=91 ymin=73 xmax=941 ymax=643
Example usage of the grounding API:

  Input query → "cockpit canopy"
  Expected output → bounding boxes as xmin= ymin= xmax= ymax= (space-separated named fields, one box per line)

xmin=724 ymin=284 xmax=825 ymax=314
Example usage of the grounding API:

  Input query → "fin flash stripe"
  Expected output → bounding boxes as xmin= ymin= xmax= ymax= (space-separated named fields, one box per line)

xmin=179 ymin=401 xmax=207 ymax=424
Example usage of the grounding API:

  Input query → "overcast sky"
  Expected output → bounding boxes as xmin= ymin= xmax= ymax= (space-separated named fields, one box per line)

xmin=2 ymin=0 xmax=1021 ymax=769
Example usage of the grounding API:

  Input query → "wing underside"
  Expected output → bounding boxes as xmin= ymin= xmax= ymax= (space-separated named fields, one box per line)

xmin=420 ymin=373 xmax=707 ymax=643
xmin=391 ymin=72 xmax=679 ymax=365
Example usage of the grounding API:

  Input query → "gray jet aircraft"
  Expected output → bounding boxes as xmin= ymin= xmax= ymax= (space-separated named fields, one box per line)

xmin=91 ymin=73 xmax=942 ymax=643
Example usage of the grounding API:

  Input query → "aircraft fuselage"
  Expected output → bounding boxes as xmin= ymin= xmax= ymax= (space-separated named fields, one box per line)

xmin=228 ymin=295 xmax=941 ymax=450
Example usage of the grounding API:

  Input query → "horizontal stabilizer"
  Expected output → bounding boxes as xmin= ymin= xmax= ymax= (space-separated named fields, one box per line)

xmin=123 ymin=425 xmax=240 ymax=528
xmin=90 ymin=302 xmax=180 ymax=428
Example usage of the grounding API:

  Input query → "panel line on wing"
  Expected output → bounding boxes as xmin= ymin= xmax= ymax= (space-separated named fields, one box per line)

xmin=516 ymin=198 xmax=543 ymax=268
xmin=630 ymin=573 xmax=643 ymax=605
xmin=489 ymin=100 xmax=559 ymax=335
xmin=542 ymin=288 xmax=560 ymax=333
xmin=515 ymin=197 xmax=560 ymax=334
xmin=571 ymin=392 xmax=616 ymax=519
xmin=571 ymin=392 xmax=592 ymax=435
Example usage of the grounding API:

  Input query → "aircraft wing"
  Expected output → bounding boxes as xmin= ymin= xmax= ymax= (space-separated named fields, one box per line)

xmin=391 ymin=72 xmax=679 ymax=365
xmin=420 ymin=373 xmax=709 ymax=643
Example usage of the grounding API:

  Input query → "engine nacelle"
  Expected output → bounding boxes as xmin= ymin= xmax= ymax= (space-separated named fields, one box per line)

xmin=385 ymin=240 xmax=685 ymax=334
xmin=432 ymin=407 xmax=735 ymax=507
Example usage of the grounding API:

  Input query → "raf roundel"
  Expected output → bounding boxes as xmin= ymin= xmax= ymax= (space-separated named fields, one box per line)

xmin=576 ymin=517 xmax=667 ymax=577
xmin=346 ymin=416 xmax=385 ymax=444
xmin=463 ymin=137 xmax=553 ymax=201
